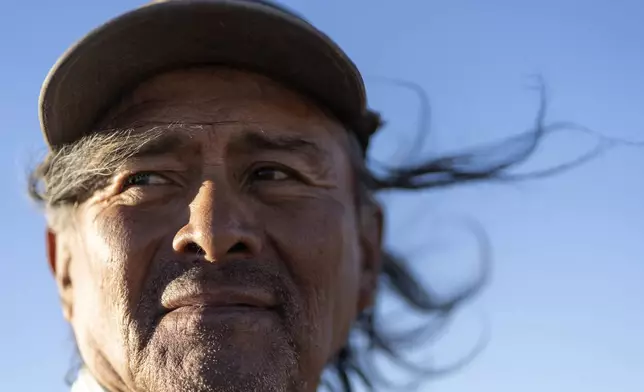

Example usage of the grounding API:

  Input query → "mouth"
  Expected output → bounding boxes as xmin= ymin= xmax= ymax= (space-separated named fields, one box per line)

xmin=161 ymin=287 xmax=278 ymax=315
xmin=168 ymin=304 xmax=274 ymax=319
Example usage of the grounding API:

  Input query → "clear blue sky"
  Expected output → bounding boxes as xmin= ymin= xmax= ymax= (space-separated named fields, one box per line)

xmin=1 ymin=1 xmax=642 ymax=391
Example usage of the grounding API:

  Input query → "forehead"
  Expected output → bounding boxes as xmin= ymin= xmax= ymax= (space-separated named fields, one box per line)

xmin=99 ymin=67 xmax=345 ymax=137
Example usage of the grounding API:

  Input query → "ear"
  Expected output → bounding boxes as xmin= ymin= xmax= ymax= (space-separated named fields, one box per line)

xmin=46 ymin=228 xmax=74 ymax=322
xmin=357 ymin=200 xmax=383 ymax=314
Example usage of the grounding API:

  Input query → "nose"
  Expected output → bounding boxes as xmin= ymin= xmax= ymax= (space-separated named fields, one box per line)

xmin=172 ymin=181 xmax=261 ymax=262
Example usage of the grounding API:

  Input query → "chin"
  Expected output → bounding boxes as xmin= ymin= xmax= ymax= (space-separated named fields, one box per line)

xmin=140 ymin=345 xmax=298 ymax=392
xmin=134 ymin=309 xmax=301 ymax=392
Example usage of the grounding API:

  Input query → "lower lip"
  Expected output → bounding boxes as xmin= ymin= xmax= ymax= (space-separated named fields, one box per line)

xmin=166 ymin=305 xmax=276 ymax=320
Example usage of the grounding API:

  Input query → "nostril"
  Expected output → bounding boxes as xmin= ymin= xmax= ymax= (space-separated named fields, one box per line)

xmin=228 ymin=242 xmax=249 ymax=254
xmin=184 ymin=242 xmax=205 ymax=255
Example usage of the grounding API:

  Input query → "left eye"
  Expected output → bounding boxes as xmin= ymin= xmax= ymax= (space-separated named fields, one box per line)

xmin=250 ymin=167 xmax=293 ymax=182
xmin=122 ymin=172 xmax=170 ymax=189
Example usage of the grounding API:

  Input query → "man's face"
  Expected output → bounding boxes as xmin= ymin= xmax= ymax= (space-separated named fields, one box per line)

xmin=48 ymin=68 xmax=381 ymax=392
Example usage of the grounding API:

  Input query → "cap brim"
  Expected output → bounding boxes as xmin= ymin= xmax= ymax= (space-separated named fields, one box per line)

xmin=39 ymin=0 xmax=369 ymax=149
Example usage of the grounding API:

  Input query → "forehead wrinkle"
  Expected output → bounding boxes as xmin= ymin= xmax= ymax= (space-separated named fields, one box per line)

xmin=101 ymin=67 xmax=335 ymax=127
xmin=98 ymin=99 xmax=169 ymax=129
xmin=100 ymin=103 xmax=236 ymax=130
xmin=101 ymin=76 xmax=293 ymax=126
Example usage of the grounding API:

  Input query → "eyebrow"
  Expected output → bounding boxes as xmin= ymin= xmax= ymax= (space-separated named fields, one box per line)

xmin=131 ymin=132 xmax=194 ymax=157
xmin=226 ymin=131 xmax=330 ymax=164
xmin=100 ymin=125 xmax=331 ymax=168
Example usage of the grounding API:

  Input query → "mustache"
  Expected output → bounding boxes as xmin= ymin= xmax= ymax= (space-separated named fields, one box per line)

xmin=137 ymin=258 xmax=296 ymax=317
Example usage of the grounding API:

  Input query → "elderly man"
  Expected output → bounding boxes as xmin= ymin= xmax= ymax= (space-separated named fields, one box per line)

xmin=30 ymin=1 xmax=550 ymax=391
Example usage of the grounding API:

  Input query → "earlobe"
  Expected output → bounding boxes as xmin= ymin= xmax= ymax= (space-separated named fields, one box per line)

xmin=46 ymin=229 xmax=74 ymax=321
xmin=357 ymin=202 xmax=384 ymax=313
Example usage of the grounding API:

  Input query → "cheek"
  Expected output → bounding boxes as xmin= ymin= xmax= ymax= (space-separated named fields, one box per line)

xmin=103 ymin=201 xmax=191 ymax=275
xmin=263 ymin=197 xmax=361 ymax=357
xmin=72 ymin=205 xmax=181 ymax=359
xmin=85 ymin=207 xmax=167 ymax=305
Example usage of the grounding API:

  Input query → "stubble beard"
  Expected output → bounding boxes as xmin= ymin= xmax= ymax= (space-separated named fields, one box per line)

xmin=125 ymin=262 xmax=306 ymax=392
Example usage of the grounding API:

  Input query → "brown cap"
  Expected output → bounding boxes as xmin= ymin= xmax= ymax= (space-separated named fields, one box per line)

xmin=39 ymin=0 xmax=380 ymax=151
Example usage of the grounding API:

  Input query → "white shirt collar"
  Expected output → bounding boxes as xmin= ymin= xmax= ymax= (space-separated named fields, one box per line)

xmin=71 ymin=369 xmax=106 ymax=392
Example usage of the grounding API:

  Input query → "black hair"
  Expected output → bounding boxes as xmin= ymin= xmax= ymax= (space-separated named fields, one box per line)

xmin=318 ymin=82 xmax=605 ymax=391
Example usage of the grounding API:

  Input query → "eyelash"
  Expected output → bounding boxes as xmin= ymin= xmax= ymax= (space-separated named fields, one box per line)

xmin=120 ymin=172 xmax=170 ymax=191
xmin=245 ymin=164 xmax=302 ymax=184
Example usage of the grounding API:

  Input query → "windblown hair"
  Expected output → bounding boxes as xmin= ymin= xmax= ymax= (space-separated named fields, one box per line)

xmin=28 ymin=86 xmax=597 ymax=391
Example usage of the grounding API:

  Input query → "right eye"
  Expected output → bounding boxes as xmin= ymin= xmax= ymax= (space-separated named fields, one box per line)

xmin=121 ymin=172 xmax=171 ymax=190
